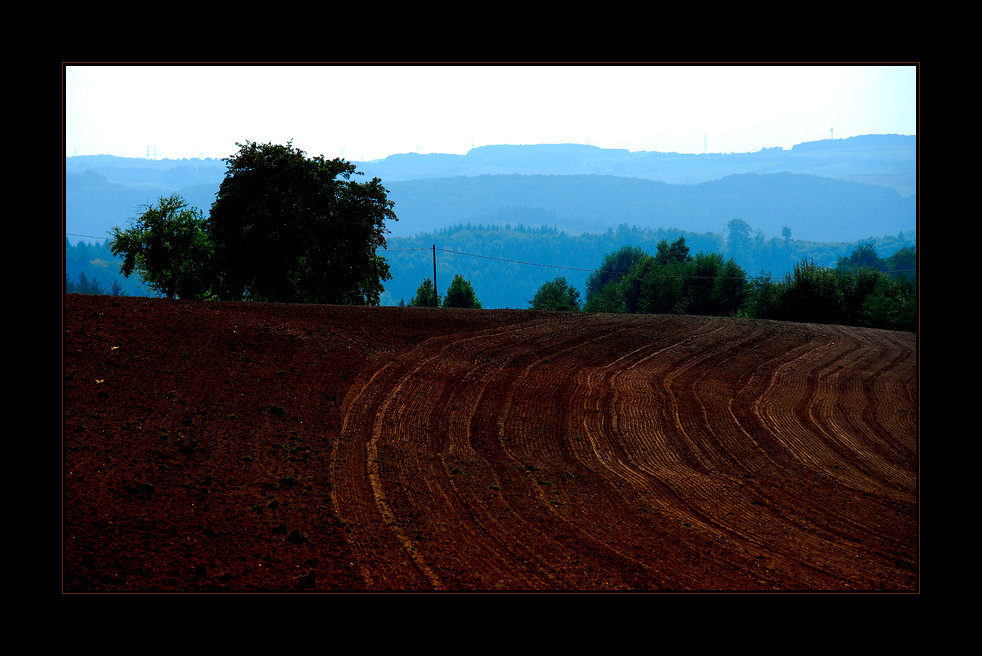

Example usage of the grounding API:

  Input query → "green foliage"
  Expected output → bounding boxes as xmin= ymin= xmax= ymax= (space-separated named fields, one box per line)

xmin=442 ymin=274 xmax=482 ymax=309
xmin=109 ymin=194 xmax=213 ymax=300
xmin=67 ymin=271 xmax=105 ymax=295
xmin=588 ymin=237 xmax=747 ymax=317
xmin=840 ymin=266 xmax=887 ymax=324
xmin=65 ymin=238 xmax=148 ymax=297
xmin=740 ymin=241 xmax=917 ymax=331
xmin=529 ymin=276 xmax=582 ymax=311
xmin=778 ymin=259 xmax=846 ymax=324
xmin=741 ymin=271 xmax=779 ymax=320
xmin=726 ymin=218 xmax=753 ymax=258
xmin=886 ymin=245 xmax=917 ymax=284
xmin=655 ymin=236 xmax=691 ymax=266
xmin=859 ymin=277 xmax=917 ymax=332
xmin=374 ymin=220 xmax=913 ymax=313
xmin=410 ymin=278 xmax=441 ymax=307
xmin=101 ymin=142 xmax=398 ymax=305
xmin=207 ymin=141 xmax=397 ymax=305
xmin=380 ymin=223 xmax=725 ymax=310
xmin=584 ymin=245 xmax=646 ymax=306
xmin=835 ymin=240 xmax=885 ymax=274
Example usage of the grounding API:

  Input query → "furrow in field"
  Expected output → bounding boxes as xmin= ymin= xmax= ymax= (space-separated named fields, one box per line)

xmin=333 ymin=313 xmax=916 ymax=589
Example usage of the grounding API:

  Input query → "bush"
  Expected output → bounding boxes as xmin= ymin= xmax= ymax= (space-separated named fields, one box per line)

xmin=529 ymin=277 xmax=581 ymax=311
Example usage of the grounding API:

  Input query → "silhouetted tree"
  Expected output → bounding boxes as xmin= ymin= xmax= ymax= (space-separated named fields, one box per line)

xmin=410 ymin=278 xmax=440 ymax=307
xmin=442 ymin=274 xmax=482 ymax=308
xmin=208 ymin=141 xmax=397 ymax=304
xmin=109 ymin=194 xmax=212 ymax=299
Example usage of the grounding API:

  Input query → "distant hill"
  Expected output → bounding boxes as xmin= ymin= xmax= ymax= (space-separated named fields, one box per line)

xmin=356 ymin=135 xmax=916 ymax=195
xmin=381 ymin=172 xmax=914 ymax=242
xmin=65 ymin=135 xmax=916 ymax=244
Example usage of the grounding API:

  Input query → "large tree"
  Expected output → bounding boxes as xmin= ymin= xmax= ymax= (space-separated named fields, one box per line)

xmin=207 ymin=141 xmax=397 ymax=304
xmin=109 ymin=194 xmax=212 ymax=300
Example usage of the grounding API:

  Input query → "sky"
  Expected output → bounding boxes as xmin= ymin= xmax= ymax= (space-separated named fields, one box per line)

xmin=64 ymin=64 xmax=917 ymax=162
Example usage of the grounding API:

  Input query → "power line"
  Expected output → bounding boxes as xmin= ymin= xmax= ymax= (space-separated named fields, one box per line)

xmin=66 ymin=236 xmax=916 ymax=282
xmin=389 ymin=245 xmax=916 ymax=281
xmin=436 ymin=247 xmax=599 ymax=273
xmin=67 ymin=232 xmax=111 ymax=241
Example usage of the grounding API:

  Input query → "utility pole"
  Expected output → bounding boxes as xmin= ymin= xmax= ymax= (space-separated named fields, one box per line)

xmin=432 ymin=244 xmax=438 ymax=307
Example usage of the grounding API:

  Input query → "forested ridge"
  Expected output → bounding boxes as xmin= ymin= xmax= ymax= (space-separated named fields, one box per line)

xmin=65 ymin=138 xmax=916 ymax=331
xmin=67 ymin=138 xmax=915 ymax=246
xmin=380 ymin=172 xmax=914 ymax=241
xmin=377 ymin=221 xmax=915 ymax=314
xmin=69 ymin=221 xmax=916 ymax=332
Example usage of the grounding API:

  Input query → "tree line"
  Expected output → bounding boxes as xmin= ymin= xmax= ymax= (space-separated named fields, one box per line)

xmin=378 ymin=220 xmax=914 ymax=310
xmin=66 ymin=141 xmax=915 ymax=332
xmin=523 ymin=237 xmax=915 ymax=332
xmin=65 ymin=237 xmax=149 ymax=297
xmin=403 ymin=274 xmax=483 ymax=309
xmin=391 ymin=225 xmax=915 ymax=332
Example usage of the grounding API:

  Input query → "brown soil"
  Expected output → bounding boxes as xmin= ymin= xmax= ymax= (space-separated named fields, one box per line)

xmin=63 ymin=294 xmax=918 ymax=591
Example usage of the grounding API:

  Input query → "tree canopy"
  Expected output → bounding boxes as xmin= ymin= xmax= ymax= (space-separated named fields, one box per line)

xmin=410 ymin=278 xmax=441 ymax=307
xmin=584 ymin=245 xmax=646 ymax=306
xmin=442 ymin=274 xmax=482 ymax=309
xmin=207 ymin=141 xmax=396 ymax=304
xmin=584 ymin=237 xmax=747 ymax=317
xmin=109 ymin=194 xmax=212 ymax=300
xmin=106 ymin=142 xmax=398 ymax=304
xmin=747 ymin=254 xmax=916 ymax=332
xmin=529 ymin=276 xmax=582 ymax=311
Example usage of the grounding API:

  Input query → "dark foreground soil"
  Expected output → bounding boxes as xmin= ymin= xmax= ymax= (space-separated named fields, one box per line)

xmin=63 ymin=294 xmax=918 ymax=591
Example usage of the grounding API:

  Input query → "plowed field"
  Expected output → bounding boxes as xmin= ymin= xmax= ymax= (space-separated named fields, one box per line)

xmin=64 ymin=294 xmax=918 ymax=591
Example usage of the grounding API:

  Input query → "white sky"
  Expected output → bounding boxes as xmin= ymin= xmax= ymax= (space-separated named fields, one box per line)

xmin=64 ymin=64 xmax=917 ymax=162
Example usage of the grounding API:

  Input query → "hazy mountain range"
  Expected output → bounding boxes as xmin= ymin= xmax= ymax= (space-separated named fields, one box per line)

xmin=65 ymin=134 xmax=916 ymax=245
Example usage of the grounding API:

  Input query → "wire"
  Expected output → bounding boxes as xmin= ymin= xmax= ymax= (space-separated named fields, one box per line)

xmin=435 ymin=247 xmax=599 ymax=273
xmin=415 ymin=246 xmax=916 ymax=281
xmin=67 ymin=232 xmax=111 ymax=241
xmin=69 ymin=234 xmax=916 ymax=282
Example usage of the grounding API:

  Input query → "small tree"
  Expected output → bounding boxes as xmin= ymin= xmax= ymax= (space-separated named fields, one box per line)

xmin=70 ymin=271 xmax=105 ymax=295
xmin=110 ymin=194 xmax=212 ymax=300
xmin=410 ymin=278 xmax=441 ymax=307
xmin=529 ymin=277 xmax=581 ymax=311
xmin=442 ymin=274 xmax=482 ymax=309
